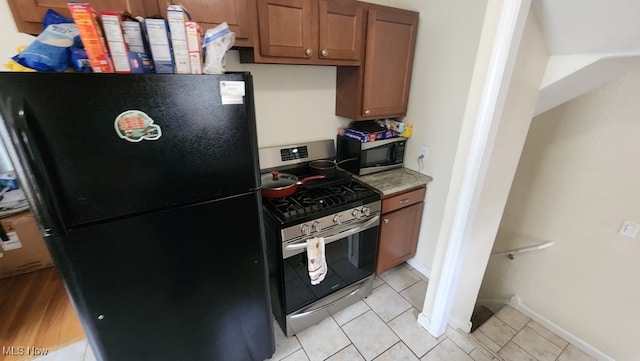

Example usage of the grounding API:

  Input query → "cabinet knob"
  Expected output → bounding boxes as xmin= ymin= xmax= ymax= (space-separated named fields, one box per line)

xmin=383 ymin=218 xmax=390 ymax=224
xmin=364 ymin=109 xmax=371 ymax=116
xmin=305 ymin=48 xmax=313 ymax=56
xmin=321 ymin=49 xmax=328 ymax=57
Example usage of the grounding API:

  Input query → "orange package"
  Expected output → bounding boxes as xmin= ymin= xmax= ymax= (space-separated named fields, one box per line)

xmin=68 ymin=3 xmax=114 ymax=73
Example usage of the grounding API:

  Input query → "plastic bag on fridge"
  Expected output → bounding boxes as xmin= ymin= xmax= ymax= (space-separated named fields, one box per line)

xmin=202 ymin=22 xmax=235 ymax=74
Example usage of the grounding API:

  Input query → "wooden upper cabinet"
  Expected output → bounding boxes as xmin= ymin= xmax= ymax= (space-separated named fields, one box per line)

xmin=362 ymin=7 xmax=417 ymax=118
xmin=156 ymin=0 xmax=254 ymax=47
xmin=256 ymin=0 xmax=315 ymax=59
xmin=336 ymin=4 xmax=418 ymax=120
xmin=248 ymin=0 xmax=364 ymax=65
xmin=319 ymin=0 xmax=364 ymax=62
xmin=8 ymin=0 xmax=159 ymax=35
xmin=8 ymin=0 xmax=253 ymax=48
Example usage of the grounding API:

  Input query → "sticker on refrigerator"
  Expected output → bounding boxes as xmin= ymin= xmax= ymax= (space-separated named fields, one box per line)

xmin=114 ymin=110 xmax=162 ymax=142
xmin=220 ymin=81 xmax=245 ymax=105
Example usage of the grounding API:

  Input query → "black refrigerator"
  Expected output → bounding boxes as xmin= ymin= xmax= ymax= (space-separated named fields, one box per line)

xmin=0 ymin=72 xmax=274 ymax=361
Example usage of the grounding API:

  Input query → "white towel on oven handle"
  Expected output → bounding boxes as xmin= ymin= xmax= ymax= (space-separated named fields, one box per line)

xmin=307 ymin=237 xmax=327 ymax=285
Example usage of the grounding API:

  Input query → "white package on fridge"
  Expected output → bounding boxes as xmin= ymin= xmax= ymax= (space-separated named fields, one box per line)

xmin=202 ymin=22 xmax=235 ymax=74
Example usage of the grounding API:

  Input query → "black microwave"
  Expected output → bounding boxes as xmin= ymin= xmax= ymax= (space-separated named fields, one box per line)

xmin=336 ymin=135 xmax=406 ymax=175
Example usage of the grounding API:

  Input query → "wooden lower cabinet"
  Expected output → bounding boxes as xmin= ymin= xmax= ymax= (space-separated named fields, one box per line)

xmin=375 ymin=187 xmax=424 ymax=275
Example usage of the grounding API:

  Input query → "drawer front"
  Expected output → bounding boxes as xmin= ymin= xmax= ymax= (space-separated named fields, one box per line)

xmin=382 ymin=186 xmax=425 ymax=214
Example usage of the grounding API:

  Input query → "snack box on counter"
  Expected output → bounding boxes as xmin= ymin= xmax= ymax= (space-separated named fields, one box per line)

xmin=338 ymin=127 xmax=400 ymax=143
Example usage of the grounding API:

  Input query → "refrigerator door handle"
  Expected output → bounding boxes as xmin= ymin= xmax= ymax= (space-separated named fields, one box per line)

xmin=0 ymin=99 xmax=64 ymax=236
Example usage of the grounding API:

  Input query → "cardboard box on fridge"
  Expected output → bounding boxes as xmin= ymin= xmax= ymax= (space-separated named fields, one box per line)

xmin=100 ymin=11 xmax=132 ymax=73
xmin=121 ymin=16 xmax=154 ymax=73
xmin=68 ymin=2 xmax=114 ymax=73
xmin=0 ymin=211 xmax=53 ymax=279
xmin=144 ymin=17 xmax=175 ymax=73
xmin=166 ymin=5 xmax=191 ymax=74
xmin=185 ymin=21 xmax=202 ymax=74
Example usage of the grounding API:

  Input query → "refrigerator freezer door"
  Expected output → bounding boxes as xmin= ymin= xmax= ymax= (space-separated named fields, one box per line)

xmin=0 ymin=73 xmax=261 ymax=229
xmin=47 ymin=191 xmax=274 ymax=361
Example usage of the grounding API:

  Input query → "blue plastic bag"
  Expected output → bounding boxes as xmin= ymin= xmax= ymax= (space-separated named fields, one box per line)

xmin=12 ymin=10 xmax=81 ymax=72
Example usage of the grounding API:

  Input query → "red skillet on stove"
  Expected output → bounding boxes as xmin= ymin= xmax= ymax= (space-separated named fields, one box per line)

xmin=261 ymin=171 xmax=325 ymax=199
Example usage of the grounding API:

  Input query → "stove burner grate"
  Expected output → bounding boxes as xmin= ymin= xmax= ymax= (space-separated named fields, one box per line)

xmin=263 ymin=180 xmax=378 ymax=220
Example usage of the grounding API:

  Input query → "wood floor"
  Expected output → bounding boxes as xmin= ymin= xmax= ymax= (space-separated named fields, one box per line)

xmin=0 ymin=267 xmax=85 ymax=361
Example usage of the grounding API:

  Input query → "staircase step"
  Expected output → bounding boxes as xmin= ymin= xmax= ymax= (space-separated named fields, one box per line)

xmin=470 ymin=305 xmax=494 ymax=332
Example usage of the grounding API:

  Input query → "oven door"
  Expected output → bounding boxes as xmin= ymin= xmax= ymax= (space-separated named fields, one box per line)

xmin=281 ymin=216 xmax=379 ymax=315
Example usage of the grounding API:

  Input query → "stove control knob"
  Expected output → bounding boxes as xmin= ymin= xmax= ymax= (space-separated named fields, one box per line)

xmin=333 ymin=214 xmax=342 ymax=225
xmin=352 ymin=208 xmax=362 ymax=219
xmin=301 ymin=224 xmax=311 ymax=236
xmin=312 ymin=221 xmax=321 ymax=232
xmin=362 ymin=206 xmax=371 ymax=217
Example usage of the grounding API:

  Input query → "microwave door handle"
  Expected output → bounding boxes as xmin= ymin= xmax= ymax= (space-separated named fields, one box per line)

xmin=388 ymin=143 xmax=396 ymax=163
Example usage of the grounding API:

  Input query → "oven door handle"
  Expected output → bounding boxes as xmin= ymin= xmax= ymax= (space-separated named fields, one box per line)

xmin=289 ymin=278 xmax=369 ymax=321
xmin=284 ymin=215 xmax=380 ymax=252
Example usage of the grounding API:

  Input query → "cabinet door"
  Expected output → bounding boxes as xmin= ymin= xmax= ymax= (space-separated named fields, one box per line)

xmin=8 ymin=0 xmax=157 ymax=35
xmin=156 ymin=0 xmax=253 ymax=47
xmin=361 ymin=7 xmax=418 ymax=118
xmin=376 ymin=201 xmax=423 ymax=275
xmin=318 ymin=0 xmax=363 ymax=62
xmin=256 ymin=0 xmax=316 ymax=59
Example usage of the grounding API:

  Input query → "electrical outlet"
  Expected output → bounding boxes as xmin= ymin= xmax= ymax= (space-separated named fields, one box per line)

xmin=419 ymin=145 xmax=430 ymax=161
xmin=619 ymin=220 xmax=639 ymax=239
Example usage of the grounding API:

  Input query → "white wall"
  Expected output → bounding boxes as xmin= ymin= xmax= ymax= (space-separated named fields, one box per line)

xmin=0 ymin=0 xmax=35 ymax=172
xmin=420 ymin=0 xmax=548 ymax=333
xmin=480 ymin=69 xmax=640 ymax=361
xmin=0 ymin=1 xmax=35 ymax=67
xmin=364 ymin=0 xmax=488 ymax=272
xmin=224 ymin=52 xmax=347 ymax=148
xmin=447 ymin=4 xmax=548 ymax=328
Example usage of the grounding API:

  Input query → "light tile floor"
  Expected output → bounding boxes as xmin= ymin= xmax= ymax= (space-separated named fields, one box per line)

xmin=473 ymin=304 xmax=597 ymax=361
xmin=31 ymin=263 xmax=597 ymax=361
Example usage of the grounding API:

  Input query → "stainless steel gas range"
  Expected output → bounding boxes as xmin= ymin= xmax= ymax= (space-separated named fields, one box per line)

xmin=259 ymin=140 xmax=382 ymax=337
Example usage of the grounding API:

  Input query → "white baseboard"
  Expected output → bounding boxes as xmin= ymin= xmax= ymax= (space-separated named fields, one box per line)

xmin=406 ymin=257 xmax=431 ymax=279
xmin=409 ymin=260 xmax=472 ymax=333
xmin=507 ymin=297 xmax=615 ymax=361
xmin=417 ymin=309 xmax=473 ymax=335
xmin=417 ymin=312 xmax=433 ymax=334
xmin=476 ymin=297 xmax=516 ymax=314
xmin=449 ymin=316 xmax=473 ymax=333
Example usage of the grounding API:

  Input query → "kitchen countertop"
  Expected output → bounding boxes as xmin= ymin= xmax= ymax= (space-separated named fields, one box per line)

xmin=354 ymin=167 xmax=433 ymax=196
